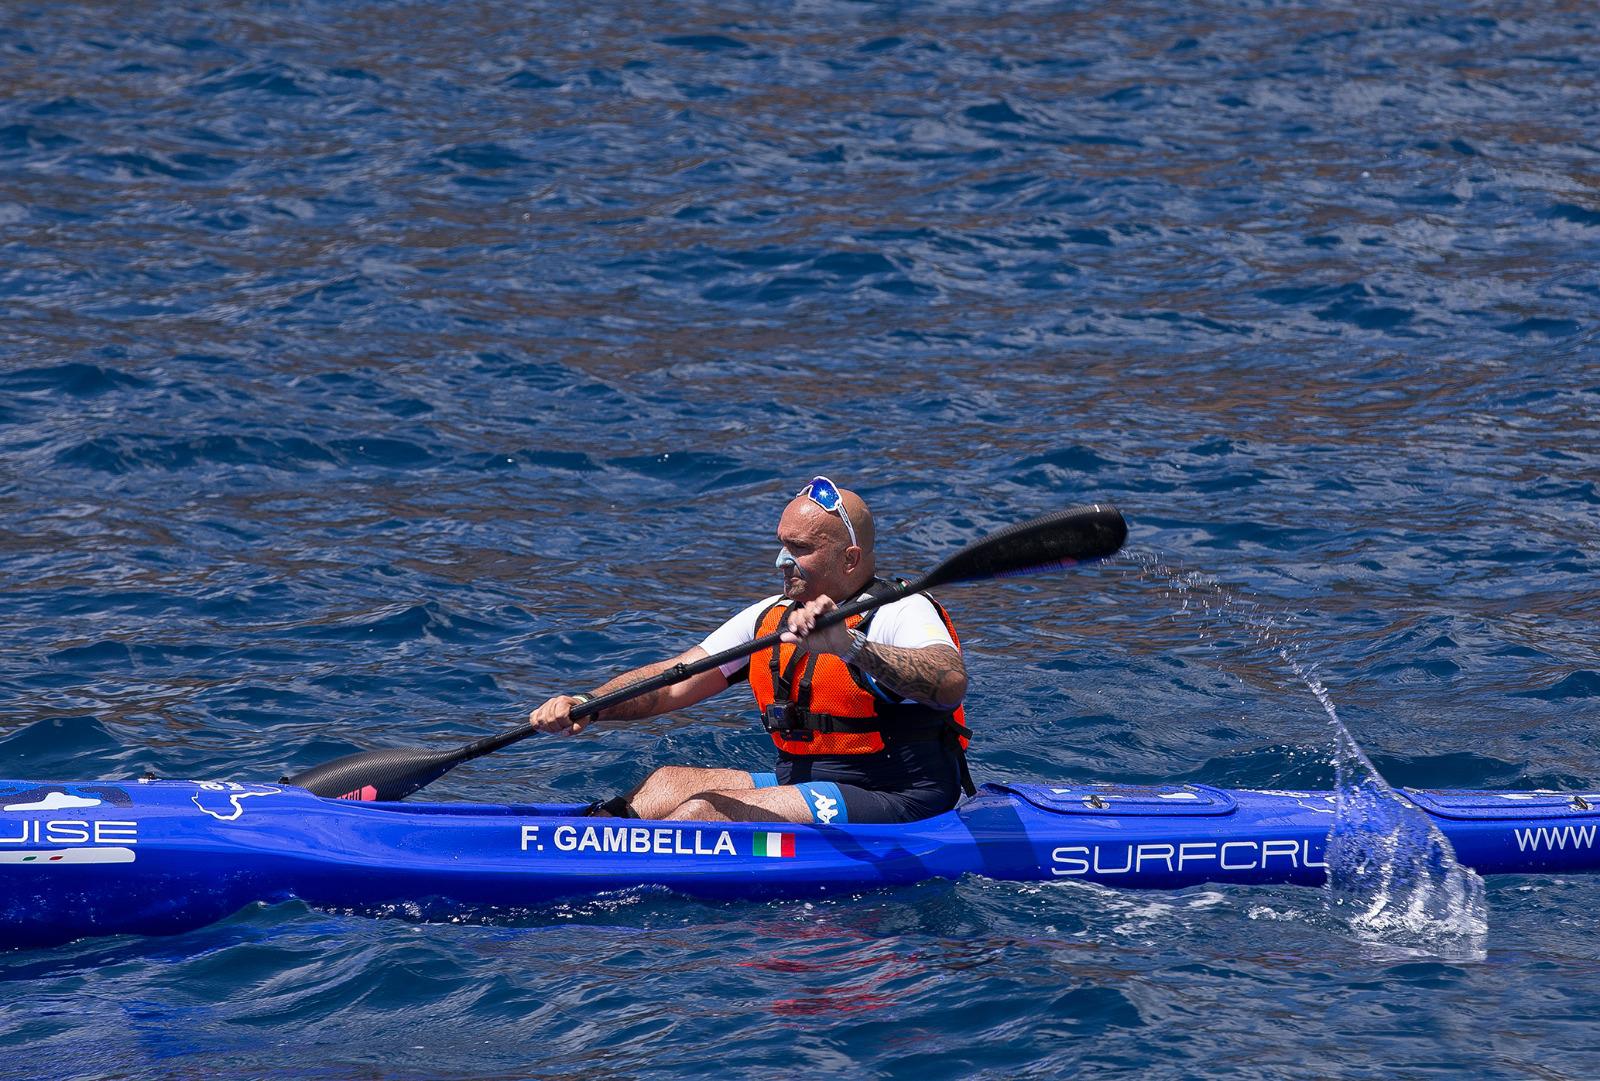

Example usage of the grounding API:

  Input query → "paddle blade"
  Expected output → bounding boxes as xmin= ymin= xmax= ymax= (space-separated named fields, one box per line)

xmin=922 ymin=503 xmax=1127 ymax=589
xmin=281 ymin=745 xmax=468 ymax=801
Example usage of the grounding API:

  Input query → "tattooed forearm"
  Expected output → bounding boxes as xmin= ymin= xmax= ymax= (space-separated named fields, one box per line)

xmin=851 ymin=643 xmax=967 ymax=709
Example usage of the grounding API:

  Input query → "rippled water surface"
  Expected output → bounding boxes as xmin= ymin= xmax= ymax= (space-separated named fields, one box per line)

xmin=3 ymin=1 xmax=1599 ymax=1078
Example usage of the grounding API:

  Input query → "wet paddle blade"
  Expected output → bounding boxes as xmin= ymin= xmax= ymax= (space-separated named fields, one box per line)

xmin=920 ymin=504 xmax=1126 ymax=590
xmin=281 ymin=745 xmax=468 ymax=801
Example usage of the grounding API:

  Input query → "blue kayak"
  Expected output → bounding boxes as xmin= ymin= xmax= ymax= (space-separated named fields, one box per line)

xmin=3 ymin=777 xmax=1598 ymax=948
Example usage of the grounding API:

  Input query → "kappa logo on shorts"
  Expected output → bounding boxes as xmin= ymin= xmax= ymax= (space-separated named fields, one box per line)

xmin=810 ymin=791 xmax=840 ymax=825
xmin=191 ymin=781 xmax=284 ymax=821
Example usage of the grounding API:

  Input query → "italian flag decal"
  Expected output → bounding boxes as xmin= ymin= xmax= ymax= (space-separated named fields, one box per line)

xmin=753 ymin=832 xmax=795 ymax=858
xmin=0 ymin=847 xmax=136 ymax=865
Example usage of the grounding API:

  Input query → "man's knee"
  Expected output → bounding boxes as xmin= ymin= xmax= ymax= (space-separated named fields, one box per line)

xmin=637 ymin=765 xmax=708 ymax=791
xmin=630 ymin=766 xmax=686 ymax=800
xmin=667 ymin=787 xmax=810 ymax=824
xmin=656 ymin=765 xmax=704 ymax=784
xmin=672 ymin=796 xmax=720 ymax=821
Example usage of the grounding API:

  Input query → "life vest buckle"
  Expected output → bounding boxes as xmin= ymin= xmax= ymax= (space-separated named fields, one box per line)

xmin=762 ymin=702 xmax=805 ymax=736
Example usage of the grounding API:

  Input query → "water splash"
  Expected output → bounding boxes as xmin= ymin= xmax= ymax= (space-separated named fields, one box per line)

xmin=1288 ymin=654 xmax=1488 ymax=958
xmin=1127 ymin=551 xmax=1489 ymax=958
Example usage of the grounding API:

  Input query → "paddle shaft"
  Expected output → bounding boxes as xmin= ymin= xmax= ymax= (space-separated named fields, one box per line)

xmin=283 ymin=503 xmax=1127 ymax=799
xmin=458 ymin=576 xmax=922 ymax=762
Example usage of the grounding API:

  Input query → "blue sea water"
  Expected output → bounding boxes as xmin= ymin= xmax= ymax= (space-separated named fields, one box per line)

xmin=2 ymin=0 xmax=1598 ymax=1077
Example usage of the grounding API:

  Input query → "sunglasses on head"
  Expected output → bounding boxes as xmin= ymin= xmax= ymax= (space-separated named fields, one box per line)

xmin=797 ymin=476 xmax=858 ymax=549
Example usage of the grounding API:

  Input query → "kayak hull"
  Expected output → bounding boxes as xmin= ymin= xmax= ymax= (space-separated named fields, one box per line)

xmin=2 ymin=778 xmax=1598 ymax=948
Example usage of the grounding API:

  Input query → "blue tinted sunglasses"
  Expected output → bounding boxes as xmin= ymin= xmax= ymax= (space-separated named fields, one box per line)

xmin=797 ymin=476 xmax=859 ymax=549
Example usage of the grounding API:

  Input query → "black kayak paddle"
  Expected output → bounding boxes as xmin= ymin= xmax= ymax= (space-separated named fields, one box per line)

xmin=282 ymin=502 xmax=1128 ymax=802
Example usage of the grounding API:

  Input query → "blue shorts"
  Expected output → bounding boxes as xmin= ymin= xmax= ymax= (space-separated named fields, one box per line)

xmin=749 ymin=772 xmax=956 ymax=825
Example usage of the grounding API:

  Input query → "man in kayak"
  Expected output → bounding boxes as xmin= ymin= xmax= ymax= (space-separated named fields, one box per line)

xmin=528 ymin=476 xmax=971 ymax=825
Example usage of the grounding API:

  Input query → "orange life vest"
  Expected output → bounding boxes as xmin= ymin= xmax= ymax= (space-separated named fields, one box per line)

xmin=747 ymin=580 xmax=972 ymax=788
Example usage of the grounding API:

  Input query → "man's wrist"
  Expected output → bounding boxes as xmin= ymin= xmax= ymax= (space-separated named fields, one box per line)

xmin=840 ymin=629 xmax=868 ymax=663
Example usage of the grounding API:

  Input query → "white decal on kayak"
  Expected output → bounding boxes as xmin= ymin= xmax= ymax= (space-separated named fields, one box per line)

xmin=0 ymin=846 xmax=136 ymax=865
xmin=192 ymin=781 xmax=283 ymax=822
xmin=526 ymin=824 xmax=737 ymax=857
xmin=1049 ymin=837 xmax=1327 ymax=877
xmin=0 ymin=820 xmax=138 ymax=846
xmin=1 ymin=792 xmax=103 ymax=812
xmin=1515 ymin=824 xmax=1597 ymax=853
xmin=1498 ymin=793 xmax=1600 ymax=803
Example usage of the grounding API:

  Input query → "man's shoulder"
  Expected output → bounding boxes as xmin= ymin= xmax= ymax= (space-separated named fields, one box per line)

xmin=866 ymin=589 xmax=958 ymax=649
xmin=877 ymin=589 xmax=946 ymax=618
xmin=725 ymin=595 xmax=787 ymax=628
xmin=699 ymin=595 xmax=788 ymax=658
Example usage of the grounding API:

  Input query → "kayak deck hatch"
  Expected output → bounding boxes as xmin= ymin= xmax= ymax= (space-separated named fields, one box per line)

xmin=1402 ymin=789 xmax=1600 ymax=821
xmin=986 ymin=782 xmax=1238 ymax=817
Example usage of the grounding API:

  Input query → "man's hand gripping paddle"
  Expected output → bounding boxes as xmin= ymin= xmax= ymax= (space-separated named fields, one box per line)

xmin=282 ymin=503 xmax=1128 ymax=801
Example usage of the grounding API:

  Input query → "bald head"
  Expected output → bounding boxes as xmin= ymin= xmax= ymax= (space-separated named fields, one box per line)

xmin=775 ymin=484 xmax=877 ymax=602
xmin=838 ymin=487 xmax=875 ymax=556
